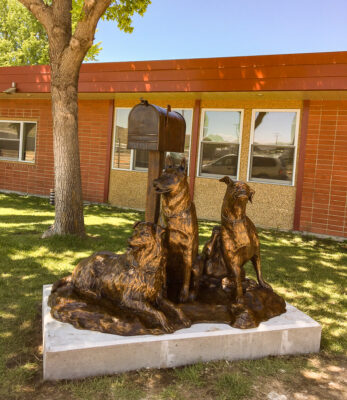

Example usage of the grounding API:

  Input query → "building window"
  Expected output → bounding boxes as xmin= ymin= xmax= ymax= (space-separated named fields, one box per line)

xmin=248 ymin=110 xmax=300 ymax=185
xmin=198 ymin=109 xmax=243 ymax=178
xmin=0 ymin=121 xmax=37 ymax=162
xmin=112 ymin=108 xmax=193 ymax=171
xmin=113 ymin=108 xmax=132 ymax=170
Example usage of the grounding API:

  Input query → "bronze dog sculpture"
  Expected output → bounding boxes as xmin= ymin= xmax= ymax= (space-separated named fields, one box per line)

xmin=153 ymin=156 xmax=199 ymax=303
xmin=49 ymin=180 xmax=285 ymax=333
xmin=49 ymin=222 xmax=191 ymax=335
xmin=187 ymin=177 xmax=285 ymax=329
xmin=219 ymin=176 xmax=272 ymax=301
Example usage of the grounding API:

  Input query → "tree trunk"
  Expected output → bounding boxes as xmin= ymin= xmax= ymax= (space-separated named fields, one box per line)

xmin=43 ymin=65 xmax=85 ymax=237
xmin=17 ymin=0 xmax=111 ymax=238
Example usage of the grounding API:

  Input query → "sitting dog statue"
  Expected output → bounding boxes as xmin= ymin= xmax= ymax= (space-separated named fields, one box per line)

xmin=153 ymin=156 xmax=199 ymax=303
xmin=49 ymin=222 xmax=190 ymax=334
xmin=219 ymin=176 xmax=272 ymax=301
xmin=190 ymin=176 xmax=272 ymax=303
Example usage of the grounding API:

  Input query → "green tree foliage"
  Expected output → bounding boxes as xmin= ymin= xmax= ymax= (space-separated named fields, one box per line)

xmin=0 ymin=0 xmax=48 ymax=65
xmin=0 ymin=0 xmax=103 ymax=66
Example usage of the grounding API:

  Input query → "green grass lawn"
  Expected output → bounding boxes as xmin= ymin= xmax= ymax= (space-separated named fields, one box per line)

xmin=0 ymin=193 xmax=346 ymax=400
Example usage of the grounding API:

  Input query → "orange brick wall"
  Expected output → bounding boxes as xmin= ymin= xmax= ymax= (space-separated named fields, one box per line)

xmin=78 ymin=100 xmax=110 ymax=202
xmin=300 ymin=101 xmax=347 ymax=237
xmin=0 ymin=99 xmax=110 ymax=203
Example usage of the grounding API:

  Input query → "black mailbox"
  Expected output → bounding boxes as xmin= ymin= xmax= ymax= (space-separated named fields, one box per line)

xmin=127 ymin=99 xmax=186 ymax=152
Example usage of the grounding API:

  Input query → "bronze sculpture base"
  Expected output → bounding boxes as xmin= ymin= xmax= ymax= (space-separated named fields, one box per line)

xmin=182 ymin=280 xmax=286 ymax=330
xmin=48 ymin=277 xmax=285 ymax=335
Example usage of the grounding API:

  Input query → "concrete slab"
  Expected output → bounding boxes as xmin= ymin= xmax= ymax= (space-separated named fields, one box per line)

xmin=42 ymin=284 xmax=321 ymax=380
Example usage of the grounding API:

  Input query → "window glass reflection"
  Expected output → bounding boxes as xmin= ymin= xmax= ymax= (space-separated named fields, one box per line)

xmin=249 ymin=145 xmax=294 ymax=183
xmin=134 ymin=149 xmax=148 ymax=170
xmin=253 ymin=112 xmax=297 ymax=145
xmin=200 ymin=143 xmax=239 ymax=176
xmin=113 ymin=109 xmax=131 ymax=169
xmin=0 ymin=122 xmax=20 ymax=160
xmin=203 ymin=111 xmax=241 ymax=142
xmin=199 ymin=110 xmax=242 ymax=177
xmin=23 ymin=123 xmax=36 ymax=162
xmin=249 ymin=111 xmax=298 ymax=185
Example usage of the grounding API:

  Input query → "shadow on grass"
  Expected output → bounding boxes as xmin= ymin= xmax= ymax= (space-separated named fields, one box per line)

xmin=0 ymin=193 xmax=346 ymax=399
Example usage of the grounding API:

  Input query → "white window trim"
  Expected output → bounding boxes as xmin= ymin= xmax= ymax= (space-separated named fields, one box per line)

xmin=197 ymin=108 xmax=244 ymax=180
xmin=0 ymin=120 xmax=37 ymax=163
xmin=247 ymin=109 xmax=301 ymax=187
xmin=111 ymin=107 xmax=194 ymax=173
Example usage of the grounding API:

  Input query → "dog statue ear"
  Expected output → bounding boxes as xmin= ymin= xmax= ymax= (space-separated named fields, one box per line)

xmin=133 ymin=221 xmax=142 ymax=230
xmin=219 ymin=176 xmax=234 ymax=185
xmin=248 ymin=189 xmax=255 ymax=203
xmin=179 ymin=157 xmax=187 ymax=173
xmin=165 ymin=154 xmax=174 ymax=169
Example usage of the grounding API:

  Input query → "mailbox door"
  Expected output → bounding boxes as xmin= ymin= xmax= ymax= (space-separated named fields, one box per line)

xmin=158 ymin=111 xmax=186 ymax=153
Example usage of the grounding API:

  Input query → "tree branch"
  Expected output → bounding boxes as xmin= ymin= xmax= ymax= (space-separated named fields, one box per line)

xmin=75 ymin=0 xmax=112 ymax=41
xmin=61 ymin=0 xmax=111 ymax=69
xmin=18 ymin=0 xmax=52 ymax=31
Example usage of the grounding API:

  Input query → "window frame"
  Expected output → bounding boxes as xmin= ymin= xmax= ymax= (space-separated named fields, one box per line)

xmin=0 ymin=120 xmax=37 ymax=163
xmin=111 ymin=107 xmax=133 ymax=172
xmin=247 ymin=109 xmax=301 ymax=187
xmin=197 ymin=108 xmax=244 ymax=179
xmin=111 ymin=107 xmax=194 ymax=173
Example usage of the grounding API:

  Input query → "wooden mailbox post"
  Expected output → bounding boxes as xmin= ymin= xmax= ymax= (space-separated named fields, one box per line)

xmin=128 ymin=99 xmax=186 ymax=223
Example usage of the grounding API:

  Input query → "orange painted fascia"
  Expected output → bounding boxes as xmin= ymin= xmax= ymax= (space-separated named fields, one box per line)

xmin=0 ymin=51 xmax=346 ymax=94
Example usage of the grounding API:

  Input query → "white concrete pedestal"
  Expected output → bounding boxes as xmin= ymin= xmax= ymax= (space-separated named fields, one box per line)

xmin=43 ymin=284 xmax=321 ymax=380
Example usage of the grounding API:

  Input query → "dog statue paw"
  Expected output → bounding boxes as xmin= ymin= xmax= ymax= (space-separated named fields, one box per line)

xmin=159 ymin=316 xmax=175 ymax=333
xmin=179 ymin=313 xmax=192 ymax=328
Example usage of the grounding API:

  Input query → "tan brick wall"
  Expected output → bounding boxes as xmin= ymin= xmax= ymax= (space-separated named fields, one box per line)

xmin=194 ymin=99 xmax=302 ymax=229
xmin=109 ymin=96 xmax=303 ymax=230
xmin=109 ymin=170 xmax=147 ymax=209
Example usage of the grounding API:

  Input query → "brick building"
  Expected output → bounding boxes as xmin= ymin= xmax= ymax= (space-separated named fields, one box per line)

xmin=0 ymin=51 xmax=346 ymax=238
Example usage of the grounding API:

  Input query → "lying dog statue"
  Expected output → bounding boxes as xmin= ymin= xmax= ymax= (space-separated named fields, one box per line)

xmin=49 ymin=222 xmax=190 ymax=335
xmin=153 ymin=156 xmax=199 ymax=303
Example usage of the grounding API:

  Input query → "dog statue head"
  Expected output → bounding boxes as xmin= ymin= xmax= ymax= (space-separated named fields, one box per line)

xmin=128 ymin=221 xmax=166 ymax=251
xmin=153 ymin=156 xmax=188 ymax=196
xmin=219 ymin=176 xmax=255 ymax=210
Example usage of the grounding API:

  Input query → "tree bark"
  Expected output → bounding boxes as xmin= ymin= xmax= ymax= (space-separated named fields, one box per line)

xmin=42 ymin=27 xmax=86 ymax=237
xmin=18 ymin=0 xmax=112 ymax=237
xmin=45 ymin=67 xmax=85 ymax=237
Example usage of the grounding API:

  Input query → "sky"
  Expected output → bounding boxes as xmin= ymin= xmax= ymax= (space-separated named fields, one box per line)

xmin=92 ymin=0 xmax=347 ymax=63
